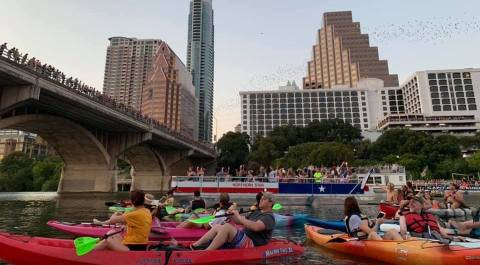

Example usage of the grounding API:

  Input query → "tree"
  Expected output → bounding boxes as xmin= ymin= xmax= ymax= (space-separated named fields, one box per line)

xmin=32 ymin=156 xmax=63 ymax=191
xmin=303 ymin=119 xmax=362 ymax=144
xmin=281 ymin=142 xmax=322 ymax=168
xmin=0 ymin=152 xmax=34 ymax=191
xmin=248 ymin=136 xmax=279 ymax=166
xmin=371 ymin=129 xmax=430 ymax=160
xmin=216 ymin=132 xmax=250 ymax=171
xmin=467 ymin=151 xmax=480 ymax=174
xmin=308 ymin=142 xmax=354 ymax=167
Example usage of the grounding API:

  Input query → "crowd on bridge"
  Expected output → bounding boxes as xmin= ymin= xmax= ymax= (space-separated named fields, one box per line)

xmin=0 ymin=42 xmax=213 ymax=152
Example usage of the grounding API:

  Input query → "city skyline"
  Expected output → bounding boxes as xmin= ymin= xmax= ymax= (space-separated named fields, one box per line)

xmin=1 ymin=0 xmax=480 ymax=139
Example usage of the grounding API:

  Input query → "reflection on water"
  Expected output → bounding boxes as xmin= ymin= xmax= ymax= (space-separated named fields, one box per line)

xmin=0 ymin=192 xmax=479 ymax=265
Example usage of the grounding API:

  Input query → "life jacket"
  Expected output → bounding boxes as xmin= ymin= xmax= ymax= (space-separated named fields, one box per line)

xmin=344 ymin=213 xmax=371 ymax=238
xmin=404 ymin=211 xmax=440 ymax=234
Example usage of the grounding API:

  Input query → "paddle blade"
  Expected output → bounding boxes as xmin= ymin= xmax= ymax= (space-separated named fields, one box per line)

xmin=165 ymin=205 xmax=177 ymax=215
xmin=188 ymin=215 xmax=215 ymax=224
xmin=272 ymin=203 xmax=282 ymax=211
xmin=74 ymin=237 xmax=100 ymax=256
xmin=193 ymin=208 xmax=205 ymax=213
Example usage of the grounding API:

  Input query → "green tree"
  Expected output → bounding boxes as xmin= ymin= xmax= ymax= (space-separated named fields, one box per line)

xmin=308 ymin=142 xmax=354 ymax=167
xmin=467 ymin=151 xmax=480 ymax=174
xmin=371 ymin=129 xmax=430 ymax=160
xmin=216 ymin=132 xmax=250 ymax=171
xmin=32 ymin=156 xmax=63 ymax=191
xmin=432 ymin=158 xmax=470 ymax=179
xmin=281 ymin=142 xmax=322 ymax=168
xmin=397 ymin=153 xmax=426 ymax=179
xmin=0 ymin=152 xmax=34 ymax=191
xmin=303 ymin=119 xmax=362 ymax=144
xmin=248 ymin=136 xmax=279 ymax=166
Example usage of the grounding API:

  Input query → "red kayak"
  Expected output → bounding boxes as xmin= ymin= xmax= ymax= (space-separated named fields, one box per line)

xmin=0 ymin=232 xmax=303 ymax=265
xmin=47 ymin=220 xmax=208 ymax=241
xmin=379 ymin=203 xmax=399 ymax=219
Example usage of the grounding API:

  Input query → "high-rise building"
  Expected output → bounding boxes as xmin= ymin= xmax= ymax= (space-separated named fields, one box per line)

xmin=103 ymin=37 xmax=161 ymax=110
xmin=240 ymin=78 xmax=402 ymax=137
xmin=186 ymin=0 xmax=215 ymax=142
xmin=303 ymin=11 xmax=399 ymax=89
xmin=141 ymin=42 xmax=199 ymax=140
xmin=378 ymin=68 xmax=480 ymax=134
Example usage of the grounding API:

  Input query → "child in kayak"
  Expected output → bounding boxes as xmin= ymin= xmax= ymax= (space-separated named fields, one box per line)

xmin=344 ymin=196 xmax=402 ymax=241
xmin=190 ymin=192 xmax=276 ymax=250
xmin=94 ymin=189 xmax=152 ymax=251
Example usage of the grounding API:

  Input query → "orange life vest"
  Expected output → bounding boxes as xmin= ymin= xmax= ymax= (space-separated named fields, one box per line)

xmin=404 ymin=212 xmax=440 ymax=234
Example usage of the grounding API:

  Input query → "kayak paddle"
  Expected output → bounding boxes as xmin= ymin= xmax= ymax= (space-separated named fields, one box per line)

xmin=188 ymin=208 xmax=253 ymax=224
xmin=272 ymin=203 xmax=282 ymax=210
xmin=165 ymin=205 xmax=177 ymax=215
xmin=74 ymin=229 xmax=124 ymax=256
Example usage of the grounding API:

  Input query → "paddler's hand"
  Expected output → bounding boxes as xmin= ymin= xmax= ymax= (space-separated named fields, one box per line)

xmin=376 ymin=218 xmax=384 ymax=225
xmin=229 ymin=209 xmax=240 ymax=218
xmin=228 ymin=203 xmax=237 ymax=212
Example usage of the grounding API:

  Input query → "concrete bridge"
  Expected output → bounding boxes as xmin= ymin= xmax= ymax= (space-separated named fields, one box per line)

xmin=0 ymin=45 xmax=216 ymax=193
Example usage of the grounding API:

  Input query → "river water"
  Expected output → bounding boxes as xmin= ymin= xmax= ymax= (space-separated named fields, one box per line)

xmin=0 ymin=192 xmax=479 ymax=265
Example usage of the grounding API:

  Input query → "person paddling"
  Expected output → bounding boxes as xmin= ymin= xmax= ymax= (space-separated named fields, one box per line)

xmin=94 ymin=189 xmax=152 ymax=251
xmin=177 ymin=192 xmax=232 ymax=229
xmin=189 ymin=190 xmax=206 ymax=212
xmin=190 ymin=192 xmax=276 ymax=250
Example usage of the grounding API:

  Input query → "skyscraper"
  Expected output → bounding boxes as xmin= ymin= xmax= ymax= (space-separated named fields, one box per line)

xmin=303 ymin=11 xmax=399 ymax=89
xmin=103 ymin=37 xmax=161 ymax=110
xmin=186 ymin=0 xmax=215 ymax=142
xmin=141 ymin=42 xmax=199 ymax=140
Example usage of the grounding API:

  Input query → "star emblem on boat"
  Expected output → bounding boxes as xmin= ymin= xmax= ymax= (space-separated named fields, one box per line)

xmin=319 ymin=185 xmax=326 ymax=192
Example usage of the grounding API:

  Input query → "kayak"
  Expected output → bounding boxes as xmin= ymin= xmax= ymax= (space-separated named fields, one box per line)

xmin=306 ymin=225 xmax=480 ymax=265
xmin=379 ymin=203 xmax=399 ymax=219
xmin=305 ymin=217 xmax=345 ymax=232
xmin=274 ymin=213 xmax=307 ymax=227
xmin=0 ymin=232 xmax=304 ymax=265
xmin=47 ymin=220 xmax=207 ymax=241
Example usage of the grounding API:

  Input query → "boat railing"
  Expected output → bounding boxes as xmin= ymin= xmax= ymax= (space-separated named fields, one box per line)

xmin=172 ymin=175 xmax=360 ymax=185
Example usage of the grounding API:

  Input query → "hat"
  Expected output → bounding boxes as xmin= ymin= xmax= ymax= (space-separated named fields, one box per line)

xmin=410 ymin=195 xmax=425 ymax=204
xmin=144 ymin=194 xmax=159 ymax=206
xmin=262 ymin=192 xmax=276 ymax=204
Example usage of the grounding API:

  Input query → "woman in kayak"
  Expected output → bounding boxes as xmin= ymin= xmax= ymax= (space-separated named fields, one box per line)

xmin=190 ymin=192 xmax=276 ymax=250
xmin=383 ymin=183 xmax=396 ymax=203
xmin=94 ymin=189 xmax=152 ymax=251
xmin=444 ymin=183 xmax=467 ymax=209
xmin=399 ymin=196 xmax=451 ymax=242
xmin=344 ymin=196 xmax=402 ymax=241
xmin=177 ymin=192 xmax=233 ymax=229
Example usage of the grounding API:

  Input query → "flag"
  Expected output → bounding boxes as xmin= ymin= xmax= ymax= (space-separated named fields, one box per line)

xmin=361 ymin=168 xmax=373 ymax=190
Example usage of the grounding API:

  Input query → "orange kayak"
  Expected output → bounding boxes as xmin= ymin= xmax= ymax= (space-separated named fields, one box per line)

xmin=305 ymin=225 xmax=480 ymax=265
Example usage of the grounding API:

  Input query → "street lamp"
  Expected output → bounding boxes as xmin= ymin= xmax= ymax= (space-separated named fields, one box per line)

xmin=213 ymin=116 xmax=218 ymax=142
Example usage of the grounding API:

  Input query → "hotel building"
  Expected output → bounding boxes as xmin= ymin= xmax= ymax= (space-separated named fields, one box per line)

xmin=378 ymin=69 xmax=480 ymax=134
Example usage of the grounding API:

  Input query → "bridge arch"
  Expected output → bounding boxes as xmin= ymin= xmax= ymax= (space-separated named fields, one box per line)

xmin=0 ymin=114 xmax=114 ymax=192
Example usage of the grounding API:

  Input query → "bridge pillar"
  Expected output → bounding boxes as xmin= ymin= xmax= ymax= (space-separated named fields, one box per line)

xmin=0 ymin=84 xmax=40 ymax=110
xmin=58 ymin=164 xmax=116 ymax=192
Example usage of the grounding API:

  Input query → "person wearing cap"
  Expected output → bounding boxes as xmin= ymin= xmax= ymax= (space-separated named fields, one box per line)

xmin=190 ymin=192 xmax=276 ymax=250
xmin=399 ymin=195 xmax=451 ymax=241
xmin=177 ymin=192 xmax=232 ymax=229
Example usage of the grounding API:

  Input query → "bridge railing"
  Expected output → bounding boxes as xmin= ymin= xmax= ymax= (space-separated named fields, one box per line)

xmin=0 ymin=42 xmax=214 ymax=154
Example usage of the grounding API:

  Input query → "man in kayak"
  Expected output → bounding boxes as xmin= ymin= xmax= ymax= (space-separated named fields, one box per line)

xmin=448 ymin=212 xmax=480 ymax=238
xmin=399 ymin=196 xmax=451 ymax=242
xmin=177 ymin=192 xmax=232 ymax=229
xmin=95 ymin=189 xmax=152 ymax=251
xmin=190 ymin=191 xmax=276 ymax=250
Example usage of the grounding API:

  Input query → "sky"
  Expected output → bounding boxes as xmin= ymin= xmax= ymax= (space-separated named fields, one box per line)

xmin=1 ymin=0 xmax=480 ymax=140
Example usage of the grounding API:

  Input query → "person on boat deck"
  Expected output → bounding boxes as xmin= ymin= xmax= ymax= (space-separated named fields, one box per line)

xmin=177 ymin=192 xmax=233 ymax=229
xmin=95 ymin=189 xmax=152 ymax=251
xmin=399 ymin=196 xmax=451 ymax=241
xmin=449 ymin=212 xmax=480 ymax=238
xmin=191 ymin=192 xmax=276 ymax=250
xmin=444 ymin=183 xmax=466 ymax=209
xmin=344 ymin=196 xmax=403 ymax=241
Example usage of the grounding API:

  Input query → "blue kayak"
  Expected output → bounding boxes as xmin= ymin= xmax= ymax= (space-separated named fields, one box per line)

xmin=274 ymin=213 xmax=307 ymax=227
xmin=305 ymin=217 xmax=346 ymax=232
